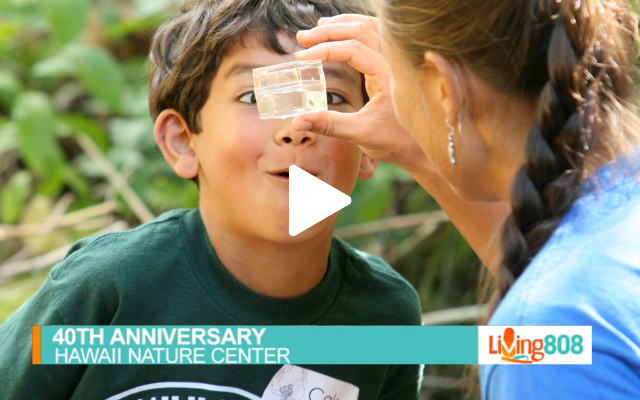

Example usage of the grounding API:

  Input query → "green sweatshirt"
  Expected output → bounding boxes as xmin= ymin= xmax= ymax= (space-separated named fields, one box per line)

xmin=0 ymin=208 xmax=423 ymax=400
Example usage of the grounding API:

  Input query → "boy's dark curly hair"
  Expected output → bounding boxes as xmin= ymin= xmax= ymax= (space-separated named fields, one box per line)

xmin=149 ymin=0 xmax=369 ymax=134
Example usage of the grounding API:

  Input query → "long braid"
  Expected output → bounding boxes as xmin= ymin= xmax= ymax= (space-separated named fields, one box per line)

xmin=496 ymin=0 xmax=638 ymax=304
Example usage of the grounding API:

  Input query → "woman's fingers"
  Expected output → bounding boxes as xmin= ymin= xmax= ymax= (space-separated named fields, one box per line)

xmin=317 ymin=14 xmax=380 ymax=34
xmin=297 ymin=21 xmax=380 ymax=51
xmin=295 ymin=39 xmax=389 ymax=79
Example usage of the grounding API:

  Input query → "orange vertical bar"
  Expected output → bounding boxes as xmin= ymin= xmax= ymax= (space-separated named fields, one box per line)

xmin=32 ymin=326 xmax=41 ymax=364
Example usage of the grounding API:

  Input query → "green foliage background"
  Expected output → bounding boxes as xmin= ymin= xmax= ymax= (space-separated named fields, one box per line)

xmin=0 ymin=1 xmax=482 ymax=398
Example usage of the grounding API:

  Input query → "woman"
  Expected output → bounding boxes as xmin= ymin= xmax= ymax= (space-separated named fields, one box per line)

xmin=293 ymin=0 xmax=640 ymax=398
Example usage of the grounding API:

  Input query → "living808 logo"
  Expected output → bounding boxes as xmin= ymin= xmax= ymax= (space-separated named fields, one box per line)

xmin=478 ymin=326 xmax=592 ymax=364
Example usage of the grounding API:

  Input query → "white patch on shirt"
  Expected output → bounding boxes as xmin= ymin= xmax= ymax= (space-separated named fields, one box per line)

xmin=103 ymin=381 xmax=260 ymax=400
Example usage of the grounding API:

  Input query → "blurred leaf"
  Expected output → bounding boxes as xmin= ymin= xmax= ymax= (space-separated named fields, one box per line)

xmin=7 ymin=0 xmax=40 ymax=7
xmin=96 ymin=6 xmax=119 ymax=27
xmin=405 ymin=185 xmax=441 ymax=213
xmin=58 ymin=113 xmax=109 ymax=150
xmin=66 ymin=44 xmax=123 ymax=112
xmin=133 ymin=0 xmax=177 ymax=18
xmin=0 ymin=20 xmax=22 ymax=47
xmin=34 ymin=166 xmax=63 ymax=196
xmin=357 ymin=179 xmax=392 ymax=221
xmin=120 ymin=57 xmax=149 ymax=82
xmin=108 ymin=147 xmax=143 ymax=170
xmin=335 ymin=166 xmax=394 ymax=228
xmin=132 ymin=158 xmax=199 ymax=212
xmin=31 ymin=51 xmax=76 ymax=77
xmin=40 ymin=0 xmax=89 ymax=45
xmin=0 ymin=69 xmax=22 ymax=106
xmin=0 ymin=170 xmax=32 ymax=223
xmin=108 ymin=117 xmax=151 ymax=169
xmin=355 ymin=163 xmax=397 ymax=221
xmin=73 ymin=153 xmax=101 ymax=177
xmin=61 ymin=164 xmax=89 ymax=196
xmin=121 ymin=84 xmax=150 ymax=117
xmin=12 ymin=91 xmax=65 ymax=181
xmin=0 ymin=118 xmax=17 ymax=154
xmin=107 ymin=14 xmax=170 ymax=39
xmin=32 ymin=44 xmax=124 ymax=112
xmin=109 ymin=117 xmax=149 ymax=146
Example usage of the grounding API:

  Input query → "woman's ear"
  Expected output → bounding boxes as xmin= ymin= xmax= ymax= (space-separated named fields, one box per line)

xmin=154 ymin=109 xmax=199 ymax=179
xmin=358 ymin=152 xmax=379 ymax=180
xmin=420 ymin=51 xmax=462 ymax=124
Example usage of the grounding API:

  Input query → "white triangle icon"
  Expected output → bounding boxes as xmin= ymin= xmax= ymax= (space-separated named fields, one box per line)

xmin=289 ymin=165 xmax=351 ymax=236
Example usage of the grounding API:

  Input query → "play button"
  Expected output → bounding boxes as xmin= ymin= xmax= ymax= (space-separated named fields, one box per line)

xmin=289 ymin=165 xmax=351 ymax=236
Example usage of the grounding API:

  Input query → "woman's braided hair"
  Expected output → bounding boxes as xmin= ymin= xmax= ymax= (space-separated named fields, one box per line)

xmin=381 ymin=0 xmax=640 ymax=308
xmin=498 ymin=0 xmax=639 ymax=303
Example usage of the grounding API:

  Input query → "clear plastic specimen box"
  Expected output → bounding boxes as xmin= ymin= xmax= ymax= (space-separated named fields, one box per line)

xmin=253 ymin=60 xmax=327 ymax=119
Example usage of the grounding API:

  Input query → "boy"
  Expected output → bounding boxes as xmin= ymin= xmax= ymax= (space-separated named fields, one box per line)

xmin=0 ymin=0 xmax=422 ymax=399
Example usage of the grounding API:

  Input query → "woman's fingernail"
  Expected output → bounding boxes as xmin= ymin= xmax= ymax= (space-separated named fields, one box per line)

xmin=318 ymin=17 xmax=329 ymax=25
xmin=297 ymin=30 xmax=310 ymax=37
xmin=294 ymin=50 xmax=307 ymax=58
xmin=295 ymin=121 xmax=313 ymax=131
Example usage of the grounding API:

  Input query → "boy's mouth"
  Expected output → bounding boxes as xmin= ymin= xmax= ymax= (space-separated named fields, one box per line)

xmin=268 ymin=167 xmax=317 ymax=181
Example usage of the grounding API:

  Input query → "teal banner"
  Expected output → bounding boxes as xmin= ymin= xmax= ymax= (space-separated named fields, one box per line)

xmin=36 ymin=326 xmax=478 ymax=365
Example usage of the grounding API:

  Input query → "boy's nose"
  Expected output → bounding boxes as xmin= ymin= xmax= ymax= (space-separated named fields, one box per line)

xmin=274 ymin=125 xmax=317 ymax=146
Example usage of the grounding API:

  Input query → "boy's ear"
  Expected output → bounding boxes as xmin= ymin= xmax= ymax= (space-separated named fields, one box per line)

xmin=357 ymin=152 xmax=379 ymax=180
xmin=154 ymin=109 xmax=199 ymax=179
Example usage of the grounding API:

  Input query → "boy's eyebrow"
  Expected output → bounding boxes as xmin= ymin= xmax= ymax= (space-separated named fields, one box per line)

xmin=323 ymin=67 xmax=356 ymax=86
xmin=224 ymin=63 xmax=356 ymax=86
xmin=224 ymin=63 xmax=263 ymax=79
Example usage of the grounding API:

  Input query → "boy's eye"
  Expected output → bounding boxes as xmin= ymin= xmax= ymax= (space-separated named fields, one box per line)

xmin=327 ymin=92 xmax=346 ymax=105
xmin=239 ymin=92 xmax=257 ymax=104
xmin=239 ymin=91 xmax=344 ymax=105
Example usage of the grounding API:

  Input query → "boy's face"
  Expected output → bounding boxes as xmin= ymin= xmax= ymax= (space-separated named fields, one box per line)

xmin=192 ymin=33 xmax=372 ymax=243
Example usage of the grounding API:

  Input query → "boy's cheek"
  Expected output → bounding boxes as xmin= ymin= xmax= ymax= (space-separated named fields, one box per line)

xmin=326 ymin=137 xmax=362 ymax=165
xmin=321 ymin=138 xmax=362 ymax=190
xmin=231 ymin=129 xmax=267 ymax=162
xmin=204 ymin=123 xmax=266 ymax=166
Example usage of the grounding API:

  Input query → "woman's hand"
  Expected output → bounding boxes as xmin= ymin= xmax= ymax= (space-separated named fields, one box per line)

xmin=296 ymin=14 xmax=511 ymax=274
xmin=294 ymin=14 xmax=432 ymax=175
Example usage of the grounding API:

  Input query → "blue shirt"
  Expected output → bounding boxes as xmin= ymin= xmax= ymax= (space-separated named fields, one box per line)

xmin=481 ymin=149 xmax=640 ymax=399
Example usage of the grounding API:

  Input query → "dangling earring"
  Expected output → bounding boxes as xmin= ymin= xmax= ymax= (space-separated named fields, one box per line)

xmin=445 ymin=117 xmax=458 ymax=165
